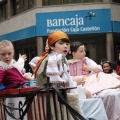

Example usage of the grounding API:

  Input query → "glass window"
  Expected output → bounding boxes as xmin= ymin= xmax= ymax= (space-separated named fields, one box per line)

xmin=14 ymin=38 xmax=37 ymax=72
xmin=0 ymin=5 xmax=4 ymax=18
xmin=63 ymin=0 xmax=82 ymax=4
xmin=0 ymin=1 xmax=7 ymax=21
xmin=83 ymin=0 xmax=103 ymax=2
xmin=112 ymin=0 xmax=120 ymax=3
xmin=43 ymin=0 xmax=103 ymax=5
xmin=12 ymin=0 xmax=35 ymax=16
xmin=83 ymin=0 xmax=94 ymax=2
xmin=43 ymin=0 xmax=62 ymax=6
xmin=21 ymin=0 xmax=28 ymax=11
xmin=28 ymin=0 xmax=35 ymax=9
xmin=12 ymin=0 xmax=21 ymax=15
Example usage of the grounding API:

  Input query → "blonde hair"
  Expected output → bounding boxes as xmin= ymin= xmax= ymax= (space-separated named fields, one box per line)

xmin=0 ymin=40 xmax=14 ymax=50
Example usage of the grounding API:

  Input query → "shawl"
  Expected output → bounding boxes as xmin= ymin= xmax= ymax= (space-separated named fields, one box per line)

xmin=34 ymin=52 xmax=48 ymax=76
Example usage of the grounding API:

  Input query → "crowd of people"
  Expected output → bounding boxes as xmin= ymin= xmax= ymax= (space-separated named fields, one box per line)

xmin=0 ymin=31 xmax=120 ymax=120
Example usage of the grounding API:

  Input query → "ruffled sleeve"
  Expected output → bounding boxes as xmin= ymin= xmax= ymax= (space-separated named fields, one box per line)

xmin=14 ymin=58 xmax=25 ymax=71
xmin=86 ymin=57 xmax=102 ymax=72
xmin=46 ymin=53 xmax=68 ymax=82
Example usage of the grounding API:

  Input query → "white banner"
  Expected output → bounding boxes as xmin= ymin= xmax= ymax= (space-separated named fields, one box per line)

xmin=5 ymin=97 xmax=27 ymax=120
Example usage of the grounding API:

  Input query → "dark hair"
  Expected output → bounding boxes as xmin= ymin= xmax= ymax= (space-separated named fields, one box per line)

xmin=70 ymin=41 xmax=84 ymax=53
xmin=49 ymin=38 xmax=69 ymax=53
xmin=102 ymin=61 xmax=113 ymax=73
xmin=100 ymin=58 xmax=107 ymax=65
xmin=101 ymin=58 xmax=107 ymax=63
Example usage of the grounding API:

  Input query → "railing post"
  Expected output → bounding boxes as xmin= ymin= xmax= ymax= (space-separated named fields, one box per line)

xmin=46 ymin=77 xmax=51 ymax=120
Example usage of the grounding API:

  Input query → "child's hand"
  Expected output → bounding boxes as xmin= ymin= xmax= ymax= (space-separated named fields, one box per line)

xmin=72 ymin=76 xmax=85 ymax=86
xmin=19 ymin=53 xmax=27 ymax=61
xmin=23 ymin=72 xmax=34 ymax=80
xmin=82 ymin=77 xmax=87 ymax=81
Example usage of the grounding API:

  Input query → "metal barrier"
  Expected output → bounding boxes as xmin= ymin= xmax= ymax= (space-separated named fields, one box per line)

xmin=0 ymin=86 xmax=85 ymax=120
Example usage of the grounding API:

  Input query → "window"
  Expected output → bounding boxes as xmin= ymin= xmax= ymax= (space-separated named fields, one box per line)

xmin=112 ymin=0 xmax=120 ymax=3
xmin=14 ymin=38 xmax=37 ymax=72
xmin=83 ymin=0 xmax=103 ymax=2
xmin=21 ymin=0 xmax=28 ymax=11
xmin=12 ymin=0 xmax=35 ymax=16
xmin=28 ymin=0 xmax=35 ymax=9
xmin=43 ymin=0 xmax=62 ymax=6
xmin=12 ymin=0 xmax=21 ymax=15
xmin=43 ymin=0 xmax=103 ymax=6
xmin=63 ymin=0 xmax=82 ymax=4
xmin=0 ymin=0 xmax=7 ymax=21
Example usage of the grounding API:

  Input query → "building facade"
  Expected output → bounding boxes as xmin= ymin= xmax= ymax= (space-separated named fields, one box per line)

xmin=0 ymin=0 xmax=120 ymax=71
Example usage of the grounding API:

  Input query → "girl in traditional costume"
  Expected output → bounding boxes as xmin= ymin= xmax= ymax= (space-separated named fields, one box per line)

xmin=84 ymin=61 xmax=120 ymax=120
xmin=68 ymin=41 xmax=102 ymax=82
xmin=0 ymin=40 xmax=35 ymax=88
xmin=35 ymin=31 xmax=108 ymax=120
xmin=0 ymin=40 xmax=27 ymax=88
xmin=67 ymin=41 xmax=120 ymax=119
